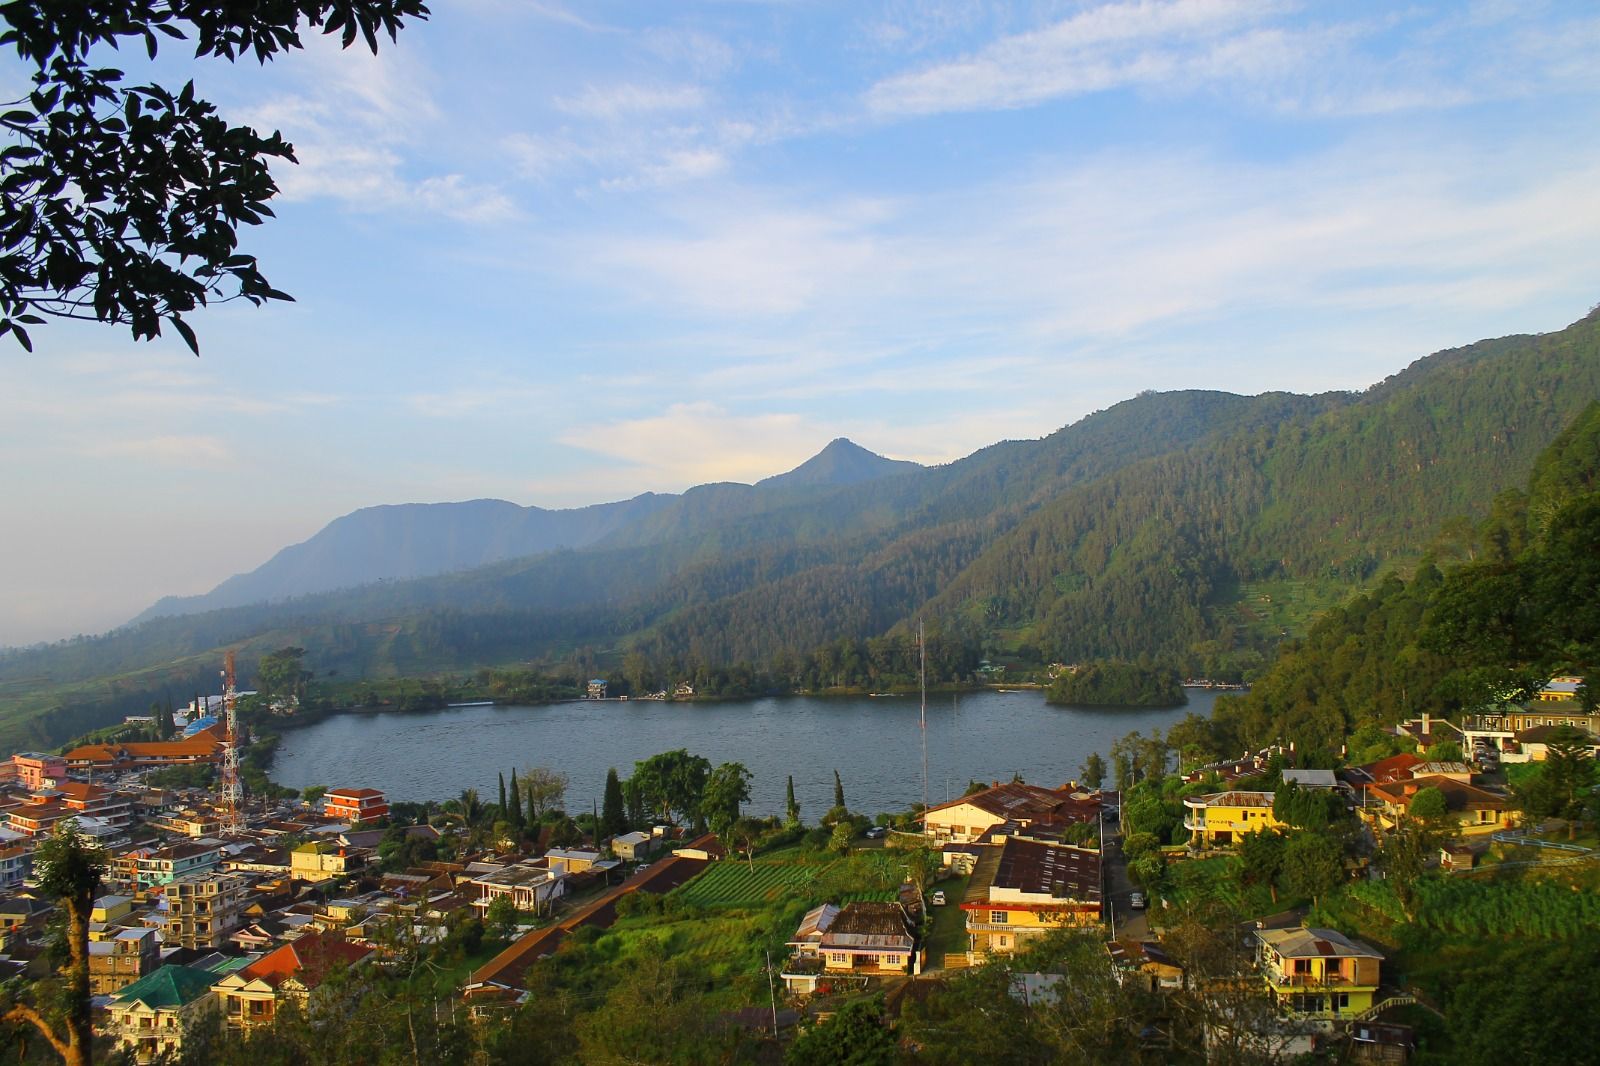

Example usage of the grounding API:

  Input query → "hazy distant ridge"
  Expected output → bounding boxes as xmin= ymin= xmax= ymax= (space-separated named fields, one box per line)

xmin=130 ymin=440 xmax=921 ymax=624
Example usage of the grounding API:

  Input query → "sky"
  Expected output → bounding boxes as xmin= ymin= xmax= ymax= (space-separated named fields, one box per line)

xmin=2 ymin=0 xmax=1599 ymax=646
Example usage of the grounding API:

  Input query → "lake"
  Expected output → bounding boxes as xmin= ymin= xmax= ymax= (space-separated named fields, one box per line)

xmin=269 ymin=688 xmax=1220 ymax=820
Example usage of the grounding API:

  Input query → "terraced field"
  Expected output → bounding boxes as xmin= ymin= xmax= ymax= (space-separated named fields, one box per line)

xmin=672 ymin=861 xmax=821 ymax=907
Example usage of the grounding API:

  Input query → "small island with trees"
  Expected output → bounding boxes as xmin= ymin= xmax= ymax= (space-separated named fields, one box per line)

xmin=1046 ymin=659 xmax=1186 ymax=708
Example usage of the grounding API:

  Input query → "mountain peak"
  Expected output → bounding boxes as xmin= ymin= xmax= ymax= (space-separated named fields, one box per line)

xmin=759 ymin=439 xmax=922 ymax=490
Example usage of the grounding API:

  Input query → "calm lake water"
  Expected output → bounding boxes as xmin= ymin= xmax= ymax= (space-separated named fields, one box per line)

xmin=270 ymin=689 xmax=1220 ymax=820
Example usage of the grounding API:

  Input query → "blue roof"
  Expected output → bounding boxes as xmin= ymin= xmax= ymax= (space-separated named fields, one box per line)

xmin=182 ymin=716 xmax=219 ymax=736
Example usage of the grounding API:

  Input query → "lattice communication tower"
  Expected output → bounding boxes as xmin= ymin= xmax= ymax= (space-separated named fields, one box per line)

xmin=219 ymin=650 xmax=243 ymax=830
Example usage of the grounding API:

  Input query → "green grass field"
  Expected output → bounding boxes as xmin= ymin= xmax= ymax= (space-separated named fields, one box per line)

xmin=673 ymin=861 xmax=820 ymax=907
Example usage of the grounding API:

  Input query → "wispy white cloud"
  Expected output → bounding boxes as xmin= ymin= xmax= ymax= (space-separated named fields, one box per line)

xmin=401 ymin=380 xmax=547 ymax=418
xmin=866 ymin=0 xmax=1272 ymax=115
xmin=641 ymin=27 xmax=739 ymax=77
xmin=599 ymin=147 xmax=727 ymax=191
xmin=556 ymin=126 xmax=1600 ymax=430
xmin=557 ymin=402 xmax=819 ymax=486
xmin=239 ymin=38 xmax=518 ymax=224
xmin=863 ymin=1 xmax=1600 ymax=119
xmin=583 ymin=195 xmax=893 ymax=314
xmin=83 ymin=434 xmax=235 ymax=468
xmin=555 ymin=83 xmax=707 ymax=119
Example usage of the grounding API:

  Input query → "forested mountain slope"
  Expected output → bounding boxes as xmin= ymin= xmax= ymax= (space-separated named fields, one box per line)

xmin=916 ymin=312 xmax=1600 ymax=662
xmin=1201 ymin=398 xmax=1600 ymax=756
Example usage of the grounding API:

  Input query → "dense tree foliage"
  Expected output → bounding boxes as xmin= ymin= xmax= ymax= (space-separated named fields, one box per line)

xmin=1440 ymin=934 xmax=1600 ymax=1066
xmin=631 ymin=749 xmax=712 ymax=828
xmin=1046 ymin=659 xmax=1184 ymax=707
xmin=1271 ymin=780 xmax=1348 ymax=831
xmin=0 ymin=0 xmax=428 ymax=351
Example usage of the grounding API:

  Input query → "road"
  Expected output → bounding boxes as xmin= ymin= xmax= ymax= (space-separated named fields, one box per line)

xmin=1100 ymin=808 xmax=1151 ymax=940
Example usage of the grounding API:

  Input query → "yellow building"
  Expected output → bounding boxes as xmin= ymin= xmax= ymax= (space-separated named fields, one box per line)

xmin=104 ymin=965 xmax=218 ymax=1064
xmin=1182 ymin=791 xmax=1285 ymax=848
xmin=961 ymin=837 xmax=1101 ymax=962
xmin=290 ymin=840 xmax=362 ymax=883
xmin=213 ymin=930 xmax=372 ymax=1030
xmin=90 ymin=894 xmax=137 ymax=936
xmin=1255 ymin=927 xmax=1383 ymax=1019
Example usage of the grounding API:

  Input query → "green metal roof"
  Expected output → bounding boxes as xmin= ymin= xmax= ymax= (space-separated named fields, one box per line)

xmin=111 ymin=964 xmax=214 ymax=1009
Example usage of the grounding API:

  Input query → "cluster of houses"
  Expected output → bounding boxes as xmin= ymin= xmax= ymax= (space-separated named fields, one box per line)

xmin=762 ymin=775 xmax=1412 ymax=1059
xmin=0 ymin=736 xmax=713 ymax=1063
xmin=0 ymin=771 xmax=421 ymax=1060
xmin=5 ymin=678 xmax=1588 ymax=1060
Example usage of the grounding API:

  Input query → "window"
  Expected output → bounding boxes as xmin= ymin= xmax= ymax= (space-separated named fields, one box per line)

xmin=997 ymin=935 xmax=1009 ymax=948
xmin=990 ymin=911 xmax=1008 ymax=924
xmin=1335 ymin=993 xmax=1349 ymax=1010
xmin=830 ymin=953 xmax=848 ymax=964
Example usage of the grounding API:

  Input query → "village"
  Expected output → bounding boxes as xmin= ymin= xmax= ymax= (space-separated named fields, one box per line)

xmin=0 ymin=668 xmax=1593 ymax=1063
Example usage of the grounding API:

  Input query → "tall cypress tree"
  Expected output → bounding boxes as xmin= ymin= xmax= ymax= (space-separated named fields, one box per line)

xmin=601 ymin=768 xmax=627 ymax=837
xmin=508 ymin=771 xmax=523 ymax=831
xmin=786 ymin=775 xmax=801 ymax=826
xmin=498 ymin=772 xmax=507 ymax=817
xmin=833 ymin=769 xmax=845 ymax=810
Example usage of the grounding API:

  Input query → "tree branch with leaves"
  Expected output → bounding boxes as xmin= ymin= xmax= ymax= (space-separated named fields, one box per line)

xmin=0 ymin=0 xmax=429 ymax=352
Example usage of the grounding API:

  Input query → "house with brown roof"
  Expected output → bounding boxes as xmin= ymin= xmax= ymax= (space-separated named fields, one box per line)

xmin=1360 ymin=775 xmax=1512 ymax=836
xmin=212 ymin=929 xmax=373 ymax=1029
xmin=1107 ymin=939 xmax=1185 ymax=992
xmin=818 ymin=901 xmax=916 ymax=975
xmin=64 ymin=728 xmax=226 ymax=772
xmin=1338 ymin=753 xmax=1425 ymax=799
xmin=922 ymin=781 xmax=1100 ymax=844
xmin=136 ymin=842 xmax=222 ymax=887
xmin=961 ymin=837 xmax=1101 ymax=962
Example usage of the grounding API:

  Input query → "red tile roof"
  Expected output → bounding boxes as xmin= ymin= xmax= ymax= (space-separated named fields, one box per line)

xmin=235 ymin=930 xmax=372 ymax=989
xmin=64 ymin=735 xmax=223 ymax=763
xmin=1361 ymin=753 xmax=1424 ymax=783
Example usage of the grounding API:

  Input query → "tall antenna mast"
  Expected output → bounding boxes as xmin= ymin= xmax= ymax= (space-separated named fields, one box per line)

xmin=220 ymin=650 xmax=242 ymax=832
xmin=919 ymin=621 xmax=928 ymax=819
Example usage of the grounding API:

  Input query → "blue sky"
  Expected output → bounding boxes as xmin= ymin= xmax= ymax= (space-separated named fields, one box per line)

xmin=3 ymin=0 xmax=1599 ymax=645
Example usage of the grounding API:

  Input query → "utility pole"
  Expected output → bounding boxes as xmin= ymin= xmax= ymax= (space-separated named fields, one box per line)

xmin=919 ymin=621 xmax=929 ymax=820
xmin=765 ymin=950 xmax=779 ymax=1036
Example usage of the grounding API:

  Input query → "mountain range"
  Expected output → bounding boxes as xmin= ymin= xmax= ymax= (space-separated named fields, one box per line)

xmin=133 ymin=438 xmax=921 ymax=623
xmin=3 ymin=306 xmax=1599 ymax=752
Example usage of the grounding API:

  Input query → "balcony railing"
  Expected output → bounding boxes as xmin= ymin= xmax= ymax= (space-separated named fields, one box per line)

xmin=1265 ymin=971 xmax=1362 ymax=988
